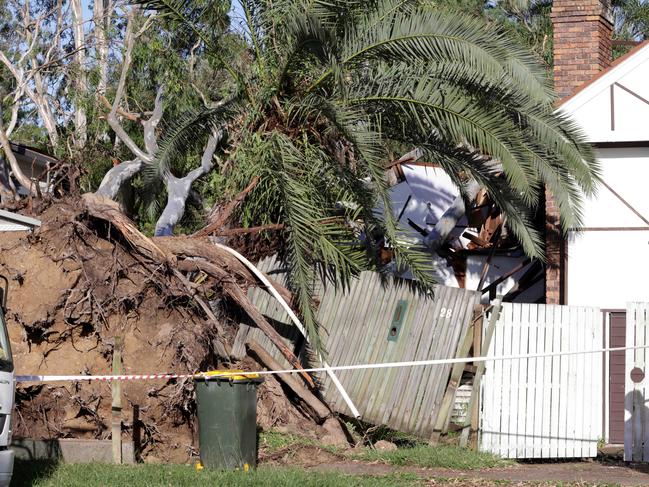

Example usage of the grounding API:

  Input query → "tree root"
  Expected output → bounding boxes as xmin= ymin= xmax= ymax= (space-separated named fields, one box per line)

xmin=80 ymin=192 xmax=313 ymax=386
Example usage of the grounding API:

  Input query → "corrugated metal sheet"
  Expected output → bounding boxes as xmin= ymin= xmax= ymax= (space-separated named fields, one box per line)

xmin=234 ymin=256 xmax=481 ymax=437
xmin=0 ymin=221 xmax=33 ymax=232
xmin=0 ymin=210 xmax=41 ymax=232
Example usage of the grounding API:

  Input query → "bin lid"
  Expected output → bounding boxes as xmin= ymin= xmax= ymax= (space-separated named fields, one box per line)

xmin=196 ymin=370 xmax=262 ymax=381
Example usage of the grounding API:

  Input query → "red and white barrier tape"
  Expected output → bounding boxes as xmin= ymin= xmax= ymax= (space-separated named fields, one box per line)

xmin=16 ymin=373 xmax=195 ymax=382
xmin=14 ymin=344 xmax=649 ymax=383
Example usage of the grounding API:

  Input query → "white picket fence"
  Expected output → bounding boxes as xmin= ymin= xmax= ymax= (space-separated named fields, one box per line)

xmin=480 ymin=303 xmax=603 ymax=459
xmin=625 ymin=302 xmax=649 ymax=462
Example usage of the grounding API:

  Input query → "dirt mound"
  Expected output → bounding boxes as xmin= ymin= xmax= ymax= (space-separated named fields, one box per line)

xmin=1 ymin=198 xmax=337 ymax=462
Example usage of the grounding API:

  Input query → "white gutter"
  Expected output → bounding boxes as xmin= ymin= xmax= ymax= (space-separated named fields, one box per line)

xmin=0 ymin=210 xmax=41 ymax=229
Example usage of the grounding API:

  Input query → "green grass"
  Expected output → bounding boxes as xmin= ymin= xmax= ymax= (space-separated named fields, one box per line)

xmin=355 ymin=444 xmax=513 ymax=470
xmin=259 ymin=430 xmax=510 ymax=470
xmin=12 ymin=460 xmax=423 ymax=487
xmin=259 ymin=430 xmax=312 ymax=452
xmin=258 ymin=430 xmax=342 ymax=455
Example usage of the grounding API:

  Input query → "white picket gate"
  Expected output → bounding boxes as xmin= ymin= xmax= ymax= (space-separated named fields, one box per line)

xmin=624 ymin=302 xmax=649 ymax=462
xmin=480 ymin=303 xmax=603 ymax=459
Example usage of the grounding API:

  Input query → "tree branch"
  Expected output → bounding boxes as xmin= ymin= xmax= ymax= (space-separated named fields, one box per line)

xmin=142 ymin=87 xmax=164 ymax=155
xmin=95 ymin=159 xmax=145 ymax=199
xmin=154 ymin=134 xmax=219 ymax=236
xmin=193 ymin=176 xmax=260 ymax=237
xmin=106 ymin=7 xmax=151 ymax=162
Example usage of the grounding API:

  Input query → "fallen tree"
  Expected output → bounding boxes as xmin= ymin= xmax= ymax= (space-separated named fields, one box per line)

xmin=2 ymin=194 xmax=347 ymax=462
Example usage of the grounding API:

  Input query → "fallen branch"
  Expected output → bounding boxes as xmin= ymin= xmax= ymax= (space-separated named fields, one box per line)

xmin=193 ymin=176 xmax=260 ymax=237
xmin=211 ymin=223 xmax=285 ymax=237
xmin=156 ymin=236 xmax=295 ymax=305
xmin=98 ymin=94 xmax=145 ymax=122
xmin=177 ymin=258 xmax=314 ymax=387
xmin=247 ymin=339 xmax=328 ymax=421
xmin=82 ymin=193 xmax=174 ymax=264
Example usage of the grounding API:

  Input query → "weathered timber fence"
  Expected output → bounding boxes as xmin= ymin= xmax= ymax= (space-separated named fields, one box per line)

xmin=233 ymin=256 xmax=481 ymax=437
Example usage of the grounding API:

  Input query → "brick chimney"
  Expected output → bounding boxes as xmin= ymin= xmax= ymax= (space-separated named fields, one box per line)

xmin=545 ymin=0 xmax=613 ymax=304
xmin=552 ymin=0 xmax=614 ymax=99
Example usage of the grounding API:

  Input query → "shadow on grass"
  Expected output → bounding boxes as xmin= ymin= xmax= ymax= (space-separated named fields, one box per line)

xmin=11 ymin=459 xmax=59 ymax=487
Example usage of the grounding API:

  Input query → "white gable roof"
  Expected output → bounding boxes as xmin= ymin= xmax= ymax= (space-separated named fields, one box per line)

xmin=559 ymin=41 xmax=649 ymax=144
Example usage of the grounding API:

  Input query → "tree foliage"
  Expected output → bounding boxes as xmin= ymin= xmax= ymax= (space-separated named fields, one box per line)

xmin=127 ymin=0 xmax=599 ymax=351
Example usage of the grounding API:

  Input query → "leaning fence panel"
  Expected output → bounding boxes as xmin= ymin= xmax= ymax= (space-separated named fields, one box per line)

xmin=480 ymin=303 xmax=603 ymax=459
xmin=233 ymin=255 xmax=481 ymax=438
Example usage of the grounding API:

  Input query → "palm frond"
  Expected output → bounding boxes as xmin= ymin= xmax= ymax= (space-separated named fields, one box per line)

xmin=312 ymin=96 xmax=437 ymax=290
xmin=348 ymin=74 xmax=540 ymax=205
xmin=146 ymin=98 xmax=240 ymax=181
xmin=269 ymin=132 xmax=367 ymax=353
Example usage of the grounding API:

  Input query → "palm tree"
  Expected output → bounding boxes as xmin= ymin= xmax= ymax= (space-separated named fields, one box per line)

xmin=132 ymin=0 xmax=599 ymax=352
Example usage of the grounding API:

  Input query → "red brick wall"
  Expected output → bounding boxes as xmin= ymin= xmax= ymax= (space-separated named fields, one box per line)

xmin=552 ymin=0 xmax=613 ymax=99
xmin=545 ymin=189 xmax=564 ymax=304
xmin=547 ymin=0 xmax=612 ymax=304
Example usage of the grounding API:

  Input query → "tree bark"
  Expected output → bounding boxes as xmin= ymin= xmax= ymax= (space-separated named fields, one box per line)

xmin=154 ymin=135 xmax=219 ymax=236
xmin=71 ymin=0 xmax=88 ymax=148
xmin=96 ymin=159 xmax=144 ymax=199
xmin=0 ymin=118 xmax=33 ymax=193
xmin=94 ymin=0 xmax=110 ymax=96
xmin=81 ymin=193 xmax=175 ymax=264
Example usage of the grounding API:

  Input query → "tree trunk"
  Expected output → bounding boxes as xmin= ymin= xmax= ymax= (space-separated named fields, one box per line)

xmin=71 ymin=0 xmax=88 ymax=148
xmin=94 ymin=0 xmax=110 ymax=97
xmin=154 ymin=135 xmax=219 ymax=236
xmin=0 ymin=119 xmax=33 ymax=193
xmin=96 ymin=159 xmax=144 ymax=199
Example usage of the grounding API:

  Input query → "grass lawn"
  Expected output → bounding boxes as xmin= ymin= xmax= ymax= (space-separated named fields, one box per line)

xmin=355 ymin=444 xmax=511 ymax=470
xmin=12 ymin=460 xmax=423 ymax=487
xmin=12 ymin=432 xmax=511 ymax=486
xmin=259 ymin=430 xmax=511 ymax=470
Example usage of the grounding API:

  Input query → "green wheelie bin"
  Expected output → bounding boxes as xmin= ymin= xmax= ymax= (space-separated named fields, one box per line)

xmin=195 ymin=370 xmax=263 ymax=470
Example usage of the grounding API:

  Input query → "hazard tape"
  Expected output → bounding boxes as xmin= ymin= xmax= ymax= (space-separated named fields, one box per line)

xmin=16 ymin=373 xmax=194 ymax=383
xmin=14 ymin=344 xmax=649 ymax=383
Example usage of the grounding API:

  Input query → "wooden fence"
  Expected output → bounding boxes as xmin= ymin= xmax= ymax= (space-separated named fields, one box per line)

xmin=480 ymin=303 xmax=603 ymax=459
xmin=233 ymin=255 xmax=481 ymax=437
xmin=625 ymin=302 xmax=649 ymax=462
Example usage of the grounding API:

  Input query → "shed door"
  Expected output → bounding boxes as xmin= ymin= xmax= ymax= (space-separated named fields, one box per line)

xmin=609 ymin=312 xmax=626 ymax=444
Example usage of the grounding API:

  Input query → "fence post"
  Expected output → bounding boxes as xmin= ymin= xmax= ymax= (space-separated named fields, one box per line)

xmin=465 ymin=304 xmax=484 ymax=449
xmin=466 ymin=297 xmax=502 ymax=450
xmin=112 ymin=336 xmax=122 ymax=464
xmin=430 ymin=320 xmax=476 ymax=444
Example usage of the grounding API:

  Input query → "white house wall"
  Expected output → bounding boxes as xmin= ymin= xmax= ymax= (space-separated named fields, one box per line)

xmin=561 ymin=44 xmax=649 ymax=143
xmin=568 ymin=230 xmax=649 ymax=308
xmin=567 ymin=148 xmax=649 ymax=308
